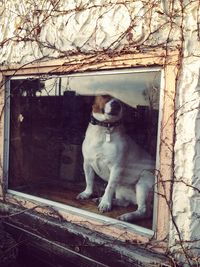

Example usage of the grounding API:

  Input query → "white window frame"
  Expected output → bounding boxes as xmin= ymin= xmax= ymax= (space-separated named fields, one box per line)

xmin=0 ymin=51 xmax=178 ymax=243
xmin=4 ymin=67 xmax=163 ymax=237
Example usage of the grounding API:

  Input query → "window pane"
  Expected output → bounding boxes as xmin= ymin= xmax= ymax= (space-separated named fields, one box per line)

xmin=8 ymin=70 xmax=161 ymax=230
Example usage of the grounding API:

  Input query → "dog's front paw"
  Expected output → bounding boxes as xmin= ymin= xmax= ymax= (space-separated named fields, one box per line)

xmin=98 ymin=198 xmax=112 ymax=213
xmin=76 ymin=191 xmax=91 ymax=200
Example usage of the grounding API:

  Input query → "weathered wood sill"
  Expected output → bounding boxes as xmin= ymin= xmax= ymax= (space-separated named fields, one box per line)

xmin=0 ymin=202 xmax=170 ymax=267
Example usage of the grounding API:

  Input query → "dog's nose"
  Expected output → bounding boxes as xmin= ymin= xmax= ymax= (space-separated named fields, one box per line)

xmin=105 ymin=100 xmax=121 ymax=116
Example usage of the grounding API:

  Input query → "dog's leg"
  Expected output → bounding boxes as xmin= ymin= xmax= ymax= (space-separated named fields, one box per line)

xmin=118 ymin=183 xmax=147 ymax=221
xmin=76 ymin=162 xmax=95 ymax=200
xmin=118 ymin=178 xmax=152 ymax=222
xmin=98 ymin=167 xmax=121 ymax=213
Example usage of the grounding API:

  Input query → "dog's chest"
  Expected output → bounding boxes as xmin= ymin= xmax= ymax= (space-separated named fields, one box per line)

xmin=82 ymin=126 xmax=119 ymax=180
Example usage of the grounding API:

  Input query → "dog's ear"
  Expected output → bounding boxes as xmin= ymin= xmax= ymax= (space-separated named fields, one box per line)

xmin=92 ymin=96 xmax=103 ymax=113
xmin=92 ymin=102 xmax=101 ymax=113
xmin=92 ymin=95 xmax=111 ymax=113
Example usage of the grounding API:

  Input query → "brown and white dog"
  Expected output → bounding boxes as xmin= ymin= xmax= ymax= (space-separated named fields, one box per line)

xmin=77 ymin=95 xmax=155 ymax=222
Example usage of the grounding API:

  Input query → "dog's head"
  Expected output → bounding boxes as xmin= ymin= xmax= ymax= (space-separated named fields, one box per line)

xmin=92 ymin=95 xmax=123 ymax=122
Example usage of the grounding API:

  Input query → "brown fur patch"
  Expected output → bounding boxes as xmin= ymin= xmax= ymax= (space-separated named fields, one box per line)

xmin=92 ymin=95 xmax=112 ymax=113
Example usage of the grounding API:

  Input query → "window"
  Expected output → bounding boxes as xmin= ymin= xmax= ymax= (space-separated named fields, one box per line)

xmin=5 ymin=68 xmax=162 ymax=231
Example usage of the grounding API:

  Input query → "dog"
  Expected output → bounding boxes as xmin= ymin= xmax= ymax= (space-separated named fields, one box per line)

xmin=77 ymin=95 xmax=155 ymax=222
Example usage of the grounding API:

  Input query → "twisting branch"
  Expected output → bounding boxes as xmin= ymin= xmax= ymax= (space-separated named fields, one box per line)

xmin=0 ymin=1 xmax=199 ymax=266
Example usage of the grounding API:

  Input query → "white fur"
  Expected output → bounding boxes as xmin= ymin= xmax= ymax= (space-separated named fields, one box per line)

xmin=77 ymin=98 xmax=155 ymax=222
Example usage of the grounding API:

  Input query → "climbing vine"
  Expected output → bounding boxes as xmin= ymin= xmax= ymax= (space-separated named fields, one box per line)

xmin=0 ymin=1 xmax=200 ymax=266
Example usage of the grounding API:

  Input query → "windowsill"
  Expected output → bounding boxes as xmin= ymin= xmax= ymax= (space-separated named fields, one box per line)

xmin=3 ymin=212 xmax=169 ymax=267
xmin=5 ymin=189 xmax=154 ymax=239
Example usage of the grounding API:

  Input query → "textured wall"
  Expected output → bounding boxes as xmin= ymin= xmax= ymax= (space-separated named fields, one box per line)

xmin=171 ymin=59 xmax=200 ymax=263
xmin=168 ymin=2 xmax=200 ymax=264
xmin=0 ymin=0 xmax=200 ymax=264
xmin=0 ymin=0 xmax=174 ymax=64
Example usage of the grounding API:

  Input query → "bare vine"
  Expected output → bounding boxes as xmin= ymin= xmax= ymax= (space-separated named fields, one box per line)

xmin=0 ymin=0 xmax=200 ymax=266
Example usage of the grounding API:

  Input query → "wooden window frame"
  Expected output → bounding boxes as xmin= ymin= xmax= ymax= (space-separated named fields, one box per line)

xmin=0 ymin=50 xmax=178 ymax=246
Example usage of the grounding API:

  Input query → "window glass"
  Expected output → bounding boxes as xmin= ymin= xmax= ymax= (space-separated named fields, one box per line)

xmin=8 ymin=70 xmax=161 ymax=229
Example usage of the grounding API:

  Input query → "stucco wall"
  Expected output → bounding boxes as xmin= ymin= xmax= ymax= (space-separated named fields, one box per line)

xmin=0 ymin=0 xmax=179 ymax=64
xmin=169 ymin=3 xmax=200 ymax=263
xmin=0 ymin=0 xmax=200 ymax=265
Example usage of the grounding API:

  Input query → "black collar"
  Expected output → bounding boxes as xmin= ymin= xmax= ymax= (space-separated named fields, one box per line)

xmin=90 ymin=115 xmax=122 ymax=128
